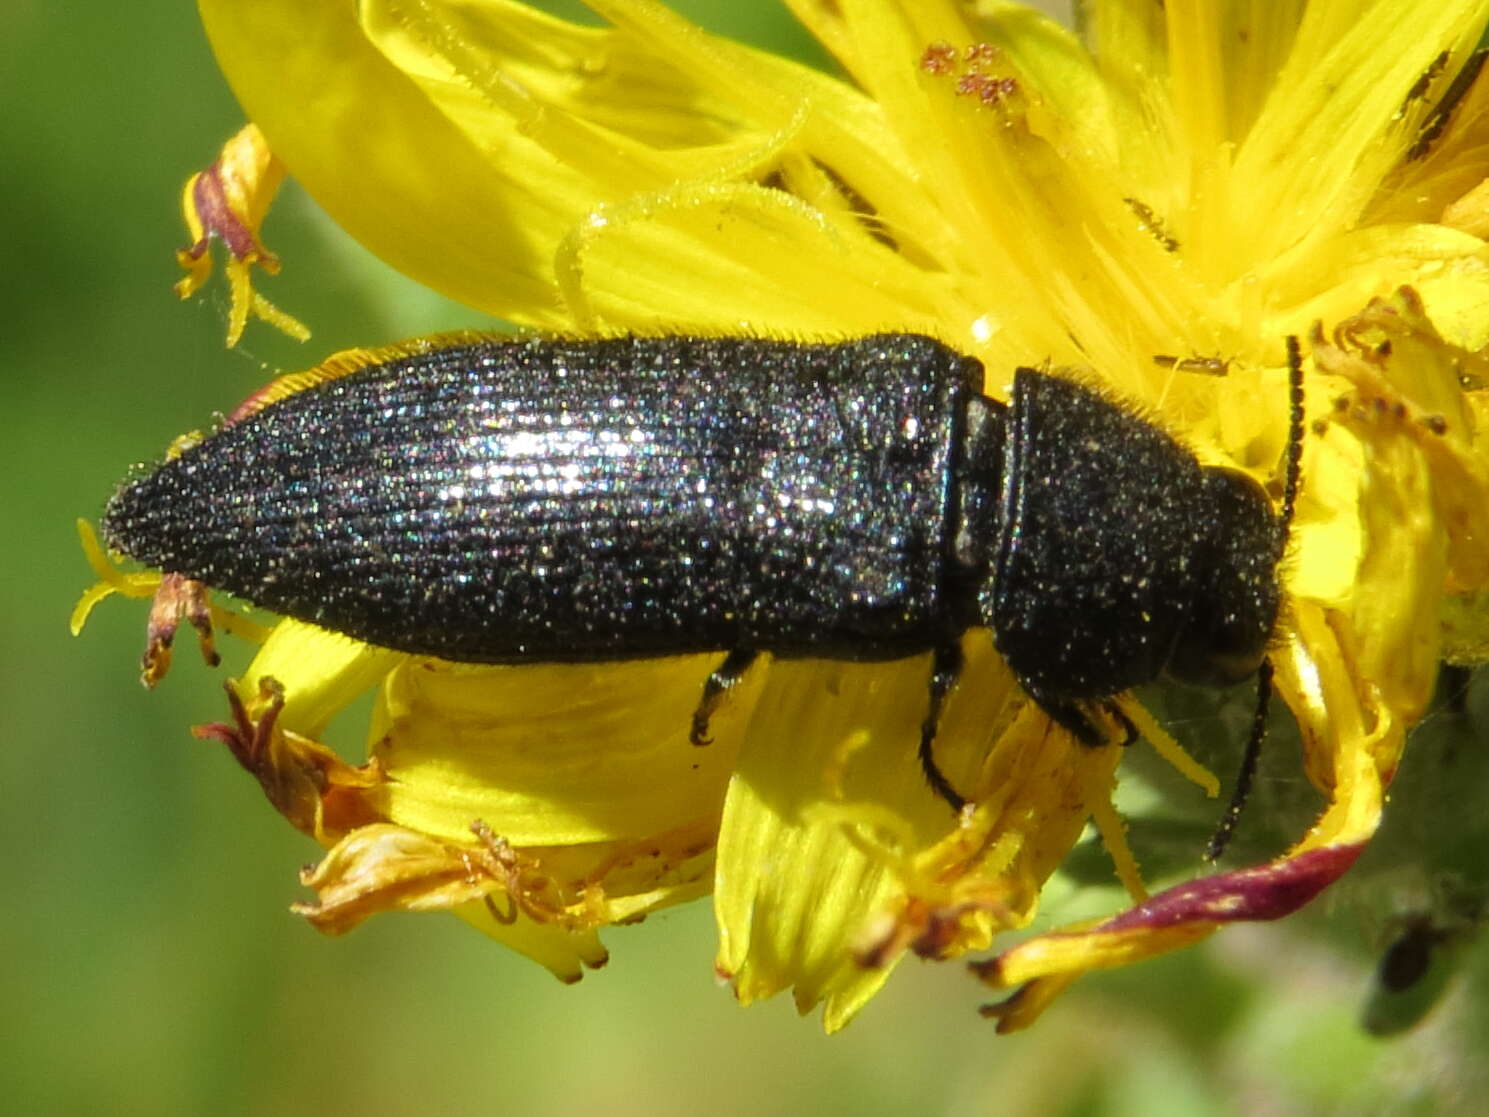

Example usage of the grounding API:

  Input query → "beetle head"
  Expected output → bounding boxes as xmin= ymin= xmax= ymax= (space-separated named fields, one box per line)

xmin=1165 ymin=466 xmax=1283 ymax=687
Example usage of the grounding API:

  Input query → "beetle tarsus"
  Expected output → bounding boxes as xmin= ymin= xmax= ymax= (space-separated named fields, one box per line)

xmin=919 ymin=642 xmax=968 ymax=811
xmin=690 ymin=647 xmax=759 ymax=746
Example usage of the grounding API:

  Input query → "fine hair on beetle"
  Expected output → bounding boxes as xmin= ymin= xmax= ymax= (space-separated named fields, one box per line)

xmin=101 ymin=331 xmax=1303 ymax=853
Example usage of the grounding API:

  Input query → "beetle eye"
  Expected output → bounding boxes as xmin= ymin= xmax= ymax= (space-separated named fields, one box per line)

xmin=1165 ymin=467 xmax=1282 ymax=687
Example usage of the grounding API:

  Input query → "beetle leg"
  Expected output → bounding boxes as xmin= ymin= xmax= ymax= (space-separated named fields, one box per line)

xmin=919 ymin=642 xmax=968 ymax=811
xmin=690 ymin=648 xmax=759 ymax=746
xmin=1034 ymin=695 xmax=1108 ymax=748
xmin=1104 ymin=702 xmax=1140 ymax=747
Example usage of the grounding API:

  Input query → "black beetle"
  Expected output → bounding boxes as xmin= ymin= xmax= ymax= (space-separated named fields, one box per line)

xmin=102 ymin=332 xmax=1287 ymax=809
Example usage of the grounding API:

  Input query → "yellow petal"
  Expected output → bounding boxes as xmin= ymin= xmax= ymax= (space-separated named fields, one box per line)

xmin=714 ymin=656 xmax=940 ymax=1028
xmin=715 ymin=632 xmax=1134 ymax=1031
xmin=1205 ymin=3 xmax=1488 ymax=273
xmin=367 ymin=654 xmax=746 ymax=846
xmin=238 ymin=619 xmax=404 ymax=743
xmin=199 ymin=0 xmax=956 ymax=337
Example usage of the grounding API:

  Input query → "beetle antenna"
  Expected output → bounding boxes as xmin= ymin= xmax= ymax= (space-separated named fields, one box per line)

xmin=1206 ymin=660 xmax=1273 ymax=861
xmin=1206 ymin=338 xmax=1304 ymax=861
xmin=1278 ymin=334 xmax=1306 ymax=549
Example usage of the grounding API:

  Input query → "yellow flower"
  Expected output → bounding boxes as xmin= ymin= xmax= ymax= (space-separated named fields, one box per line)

xmin=79 ymin=0 xmax=1489 ymax=1031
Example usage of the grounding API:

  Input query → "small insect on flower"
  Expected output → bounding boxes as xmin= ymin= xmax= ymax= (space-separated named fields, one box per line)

xmin=100 ymin=331 xmax=1292 ymax=812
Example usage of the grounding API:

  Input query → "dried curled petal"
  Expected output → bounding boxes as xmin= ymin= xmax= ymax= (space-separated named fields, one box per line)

xmin=976 ymin=845 xmax=1366 ymax=1032
xmin=296 ymin=821 xmax=612 ymax=982
xmin=192 ymin=674 xmax=385 ymax=843
xmin=174 ymin=124 xmax=309 ymax=346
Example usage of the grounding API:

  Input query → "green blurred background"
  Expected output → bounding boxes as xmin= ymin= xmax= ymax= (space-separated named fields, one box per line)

xmin=5 ymin=3 xmax=1489 ymax=1114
